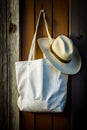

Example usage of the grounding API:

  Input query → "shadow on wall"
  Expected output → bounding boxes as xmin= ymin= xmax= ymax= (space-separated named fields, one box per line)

xmin=70 ymin=34 xmax=87 ymax=130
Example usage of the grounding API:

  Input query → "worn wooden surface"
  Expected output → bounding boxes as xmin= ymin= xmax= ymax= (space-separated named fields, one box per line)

xmin=0 ymin=0 xmax=8 ymax=129
xmin=21 ymin=0 xmax=71 ymax=130
xmin=0 ymin=0 xmax=86 ymax=129
xmin=0 ymin=0 xmax=19 ymax=130
xmin=7 ymin=0 xmax=19 ymax=130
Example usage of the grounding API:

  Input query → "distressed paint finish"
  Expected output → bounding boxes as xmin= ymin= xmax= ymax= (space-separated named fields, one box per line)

xmin=0 ymin=0 xmax=19 ymax=129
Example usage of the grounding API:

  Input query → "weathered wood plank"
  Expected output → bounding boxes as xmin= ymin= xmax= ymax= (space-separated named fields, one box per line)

xmin=0 ymin=0 xmax=8 ymax=130
xmin=6 ymin=0 xmax=19 ymax=130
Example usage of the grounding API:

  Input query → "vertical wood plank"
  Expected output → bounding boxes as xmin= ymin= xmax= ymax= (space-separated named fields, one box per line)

xmin=21 ymin=0 xmax=35 ymax=130
xmin=53 ymin=0 xmax=69 ymax=38
xmin=53 ymin=114 xmax=69 ymax=130
xmin=69 ymin=0 xmax=71 ymax=36
xmin=7 ymin=0 xmax=19 ymax=130
xmin=21 ymin=0 xmax=34 ymax=60
xmin=53 ymin=0 xmax=70 ymax=130
xmin=42 ymin=0 xmax=52 ymax=37
xmin=35 ymin=0 xmax=52 ymax=130
xmin=71 ymin=1 xmax=87 ymax=129
xmin=35 ymin=0 xmax=43 ymax=59
xmin=0 ymin=0 xmax=8 ymax=129
xmin=36 ymin=113 xmax=52 ymax=130
xmin=35 ymin=0 xmax=52 ymax=58
xmin=20 ymin=112 xmax=34 ymax=130
xmin=71 ymin=0 xmax=80 ymax=36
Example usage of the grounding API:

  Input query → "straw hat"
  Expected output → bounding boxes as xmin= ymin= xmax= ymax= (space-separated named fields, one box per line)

xmin=37 ymin=35 xmax=82 ymax=74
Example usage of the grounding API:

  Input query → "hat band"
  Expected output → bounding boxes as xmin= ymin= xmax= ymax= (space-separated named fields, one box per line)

xmin=50 ymin=45 xmax=71 ymax=64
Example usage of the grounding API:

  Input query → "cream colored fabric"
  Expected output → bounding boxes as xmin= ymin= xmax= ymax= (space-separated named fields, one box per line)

xmin=15 ymin=10 xmax=68 ymax=112
xmin=37 ymin=35 xmax=82 ymax=75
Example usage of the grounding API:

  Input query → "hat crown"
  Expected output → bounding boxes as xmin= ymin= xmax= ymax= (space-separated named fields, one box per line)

xmin=52 ymin=35 xmax=73 ymax=62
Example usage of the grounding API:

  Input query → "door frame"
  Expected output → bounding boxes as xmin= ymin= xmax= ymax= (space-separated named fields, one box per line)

xmin=0 ymin=0 xmax=19 ymax=130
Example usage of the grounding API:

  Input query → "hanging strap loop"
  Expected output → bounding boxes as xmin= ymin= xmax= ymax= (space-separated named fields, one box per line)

xmin=28 ymin=9 xmax=52 ymax=60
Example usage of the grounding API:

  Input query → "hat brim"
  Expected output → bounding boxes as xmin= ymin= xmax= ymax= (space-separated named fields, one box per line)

xmin=37 ymin=37 xmax=82 ymax=75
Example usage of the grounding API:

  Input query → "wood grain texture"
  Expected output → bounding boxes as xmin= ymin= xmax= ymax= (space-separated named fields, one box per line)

xmin=36 ymin=113 xmax=52 ymax=130
xmin=7 ymin=0 xmax=19 ymax=130
xmin=0 ymin=0 xmax=8 ymax=129
xmin=0 ymin=0 xmax=19 ymax=130
xmin=53 ymin=0 xmax=69 ymax=37
xmin=20 ymin=112 xmax=34 ymax=130
xmin=21 ymin=0 xmax=34 ymax=60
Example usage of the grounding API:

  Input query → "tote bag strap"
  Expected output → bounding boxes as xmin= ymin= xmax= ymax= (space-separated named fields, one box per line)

xmin=28 ymin=9 xmax=52 ymax=60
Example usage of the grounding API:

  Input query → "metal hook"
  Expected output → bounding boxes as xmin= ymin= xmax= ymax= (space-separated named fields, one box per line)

xmin=41 ymin=9 xmax=44 ymax=13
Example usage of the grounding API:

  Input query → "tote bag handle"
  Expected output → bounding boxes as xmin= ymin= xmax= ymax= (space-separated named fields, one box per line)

xmin=28 ymin=9 xmax=52 ymax=60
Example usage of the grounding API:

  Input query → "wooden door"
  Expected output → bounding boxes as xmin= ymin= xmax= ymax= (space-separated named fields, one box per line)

xmin=71 ymin=0 xmax=87 ymax=129
xmin=20 ymin=0 xmax=71 ymax=130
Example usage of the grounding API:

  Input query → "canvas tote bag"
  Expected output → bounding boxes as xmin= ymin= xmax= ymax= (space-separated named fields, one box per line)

xmin=15 ymin=9 xmax=68 ymax=112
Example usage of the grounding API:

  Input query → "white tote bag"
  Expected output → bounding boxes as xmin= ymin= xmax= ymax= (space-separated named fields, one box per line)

xmin=15 ymin=10 xmax=68 ymax=112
